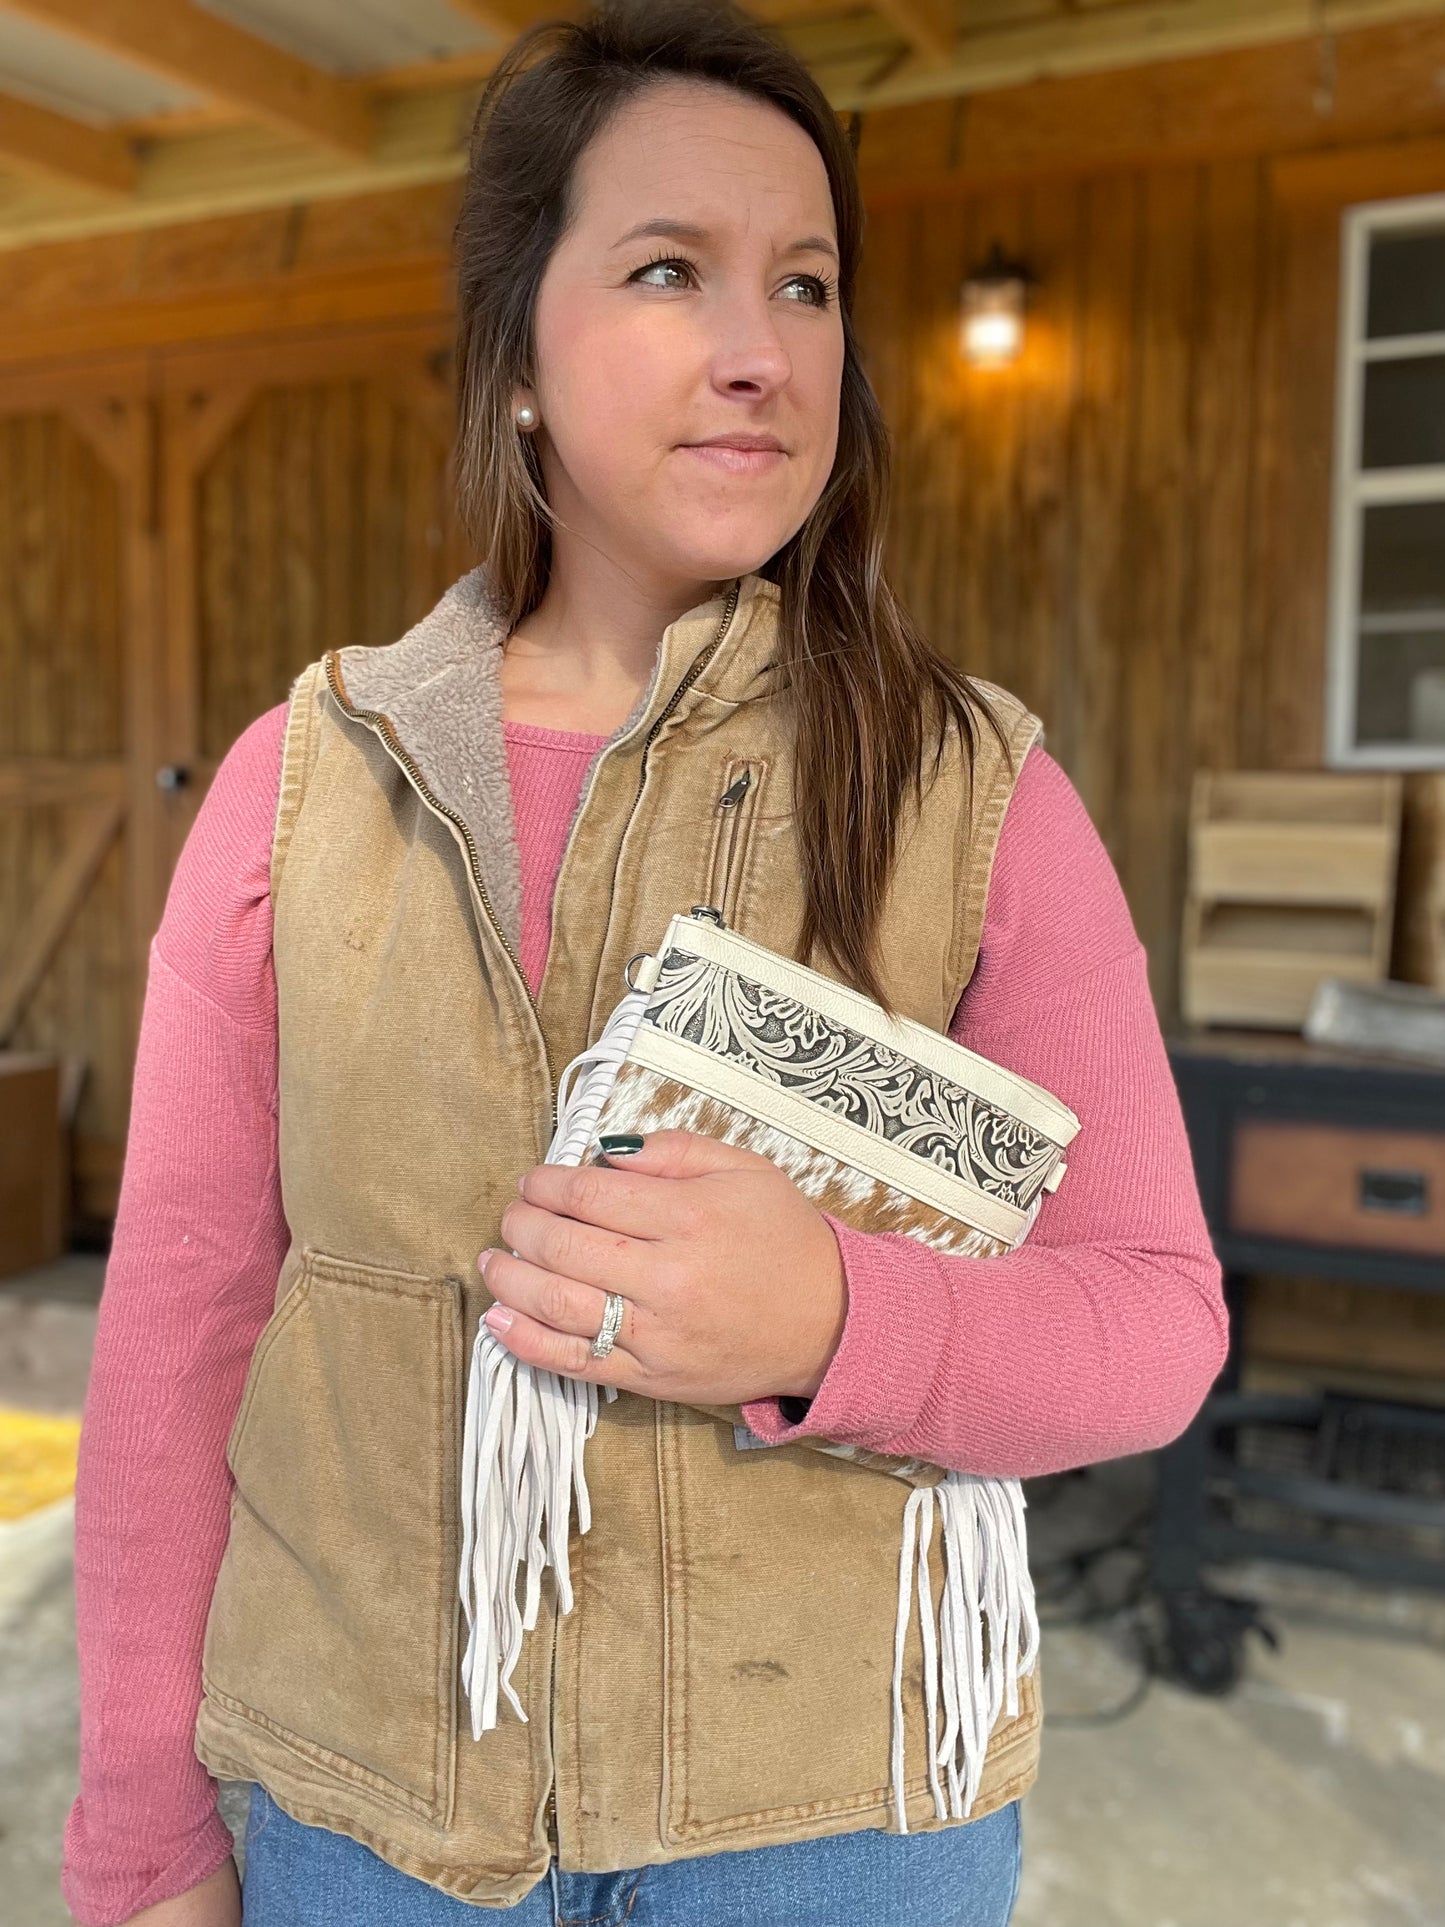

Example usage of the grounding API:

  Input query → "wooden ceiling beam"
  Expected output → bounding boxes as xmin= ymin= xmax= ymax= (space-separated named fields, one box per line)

xmin=869 ymin=0 xmax=954 ymax=65
xmin=1 ymin=0 xmax=374 ymax=157
xmin=0 ymin=90 xmax=137 ymax=194
xmin=832 ymin=0 xmax=1444 ymax=110
xmin=855 ymin=10 xmax=1445 ymax=195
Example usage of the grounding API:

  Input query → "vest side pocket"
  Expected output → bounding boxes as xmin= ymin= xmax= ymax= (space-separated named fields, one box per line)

xmin=656 ymin=1404 xmax=950 ymax=1841
xmin=201 ymin=1246 xmax=463 ymax=1827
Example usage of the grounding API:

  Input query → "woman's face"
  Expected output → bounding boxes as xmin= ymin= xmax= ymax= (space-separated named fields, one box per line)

xmin=527 ymin=78 xmax=845 ymax=592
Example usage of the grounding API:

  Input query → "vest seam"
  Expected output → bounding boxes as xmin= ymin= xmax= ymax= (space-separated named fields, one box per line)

xmin=660 ymin=1723 xmax=1039 ymax=1839
xmin=434 ymin=1270 xmax=462 ymax=1832
xmin=195 ymin=1717 xmax=550 ymax=1898
xmin=201 ymin=1707 xmax=1033 ymax=1885
xmin=199 ymin=1673 xmax=443 ymax=1820
xmin=270 ymin=659 xmax=324 ymax=908
xmin=567 ymin=1477 xmax=588 ymax=1864
xmin=947 ymin=711 xmax=1043 ymax=1002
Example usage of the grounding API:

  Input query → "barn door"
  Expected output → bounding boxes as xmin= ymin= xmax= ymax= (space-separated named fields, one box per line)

xmin=1 ymin=321 xmax=473 ymax=1227
xmin=0 ymin=356 xmax=158 ymax=1228
xmin=156 ymin=320 xmax=473 ymax=870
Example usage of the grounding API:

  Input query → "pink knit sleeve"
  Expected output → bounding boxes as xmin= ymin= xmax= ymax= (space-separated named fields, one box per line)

xmin=62 ymin=704 xmax=290 ymax=1926
xmin=738 ymin=745 xmax=1228 ymax=1478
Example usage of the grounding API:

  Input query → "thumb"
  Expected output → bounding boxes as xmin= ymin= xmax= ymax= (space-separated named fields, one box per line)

xmin=595 ymin=1126 xmax=759 ymax=1178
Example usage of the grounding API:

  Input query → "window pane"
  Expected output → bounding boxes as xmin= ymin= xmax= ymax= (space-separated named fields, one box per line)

xmin=1359 ymin=500 xmax=1445 ymax=617
xmin=1366 ymin=227 xmax=1445 ymax=339
xmin=1360 ymin=356 xmax=1445 ymax=468
xmin=1354 ymin=632 xmax=1445 ymax=746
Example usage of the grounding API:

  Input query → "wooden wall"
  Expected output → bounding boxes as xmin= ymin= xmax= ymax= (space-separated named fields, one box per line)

xmin=4 ymin=16 xmax=1445 ymax=1232
xmin=844 ymin=13 xmax=1445 ymax=1021
xmin=855 ymin=158 xmax=1293 ymax=1021
xmin=0 ymin=329 xmax=472 ymax=1222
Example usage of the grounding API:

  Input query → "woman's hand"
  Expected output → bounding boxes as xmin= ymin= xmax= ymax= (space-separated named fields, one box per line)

xmin=479 ymin=1130 xmax=848 ymax=1404
xmin=118 ymin=1859 xmax=240 ymax=1927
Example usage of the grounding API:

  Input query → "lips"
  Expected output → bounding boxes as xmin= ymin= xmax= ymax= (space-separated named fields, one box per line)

xmin=679 ymin=438 xmax=786 ymax=473
xmin=687 ymin=437 xmax=784 ymax=453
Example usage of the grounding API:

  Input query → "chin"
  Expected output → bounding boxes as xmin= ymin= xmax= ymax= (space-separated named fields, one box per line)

xmin=654 ymin=523 xmax=802 ymax=588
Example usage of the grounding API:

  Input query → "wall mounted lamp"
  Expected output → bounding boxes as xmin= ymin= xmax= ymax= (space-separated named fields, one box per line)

xmin=959 ymin=242 xmax=1034 ymax=367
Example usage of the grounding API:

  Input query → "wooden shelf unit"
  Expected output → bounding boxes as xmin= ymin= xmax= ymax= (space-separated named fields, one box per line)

xmin=1181 ymin=771 xmax=1403 ymax=1029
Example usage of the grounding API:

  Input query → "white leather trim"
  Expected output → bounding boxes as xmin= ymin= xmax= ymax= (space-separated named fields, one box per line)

xmin=657 ymin=913 xmax=1082 ymax=1148
xmin=626 ymin=1022 xmax=1030 ymax=1243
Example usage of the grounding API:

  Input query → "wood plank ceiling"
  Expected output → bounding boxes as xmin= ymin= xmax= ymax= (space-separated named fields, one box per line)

xmin=0 ymin=0 xmax=1440 ymax=247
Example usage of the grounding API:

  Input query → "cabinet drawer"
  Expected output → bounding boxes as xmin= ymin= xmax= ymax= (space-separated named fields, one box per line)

xmin=1229 ymin=1118 xmax=1445 ymax=1256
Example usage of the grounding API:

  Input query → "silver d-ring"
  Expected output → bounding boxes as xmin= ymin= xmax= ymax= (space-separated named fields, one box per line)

xmin=623 ymin=951 xmax=652 ymax=991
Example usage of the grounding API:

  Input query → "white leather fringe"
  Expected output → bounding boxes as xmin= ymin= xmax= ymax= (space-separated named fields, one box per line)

xmin=889 ymin=1472 xmax=1038 ymax=1832
xmin=458 ymin=969 xmax=1040 ymax=1830
xmin=458 ymin=978 xmax=652 ymax=1740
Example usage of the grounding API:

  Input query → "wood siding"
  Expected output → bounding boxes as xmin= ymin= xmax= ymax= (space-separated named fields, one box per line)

xmin=855 ymin=159 xmax=1287 ymax=1018
xmin=0 ymin=326 xmax=467 ymax=1218
xmin=3 ymin=25 xmax=1445 ymax=1225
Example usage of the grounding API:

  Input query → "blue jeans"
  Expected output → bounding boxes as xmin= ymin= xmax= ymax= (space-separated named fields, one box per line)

xmin=241 ymin=1783 xmax=1023 ymax=1926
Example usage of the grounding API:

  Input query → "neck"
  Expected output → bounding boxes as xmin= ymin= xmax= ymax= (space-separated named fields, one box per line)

xmin=505 ymin=541 xmax=728 ymax=695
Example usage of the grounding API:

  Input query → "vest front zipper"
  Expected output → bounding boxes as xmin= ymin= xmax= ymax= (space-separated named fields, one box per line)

xmin=536 ymin=577 xmax=741 ymax=1863
xmin=634 ymin=579 xmax=742 ymax=777
xmin=322 ymin=651 xmax=560 ymax=1135
xmin=323 ymin=578 xmax=743 ymax=1147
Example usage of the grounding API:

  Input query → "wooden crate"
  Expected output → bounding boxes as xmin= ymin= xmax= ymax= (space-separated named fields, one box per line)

xmin=1395 ymin=772 xmax=1445 ymax=991
xmin=0 ymin=1052 xmax=64 ymax=1277
xmin=1181 ymin=771 xmax=1403 ymax=1028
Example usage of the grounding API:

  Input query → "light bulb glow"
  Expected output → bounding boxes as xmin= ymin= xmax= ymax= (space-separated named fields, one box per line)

xmin=959 ymin=249 xmax=1030 ymax=367
xmin=961 ymin=305 xmax=1024 ymax=366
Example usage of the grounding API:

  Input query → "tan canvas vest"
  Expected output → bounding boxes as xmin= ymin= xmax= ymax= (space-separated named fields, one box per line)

xmin=193 ymin=565 xmax=1046 ymax=1906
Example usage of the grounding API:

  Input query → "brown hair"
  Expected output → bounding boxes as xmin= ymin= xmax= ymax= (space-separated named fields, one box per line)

xmin=452 ymin=0 xmax=1015 ymax=1016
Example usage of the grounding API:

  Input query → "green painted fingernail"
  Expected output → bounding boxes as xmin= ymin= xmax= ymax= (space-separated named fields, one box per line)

xmin=598 ymin=1133 xmax=644 ymax=1154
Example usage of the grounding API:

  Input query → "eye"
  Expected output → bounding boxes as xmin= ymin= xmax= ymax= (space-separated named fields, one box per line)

xmin=627 ymin=254 xmax=837 ymax=310
xmin=781 ymin=273 xmax=837 ymax=310
xmin=629 ymin=253 xmax=696 ymax=291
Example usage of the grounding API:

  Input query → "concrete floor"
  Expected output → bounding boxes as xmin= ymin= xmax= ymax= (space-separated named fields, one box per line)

xmin=3 ymin=1258 xmax=1443 ymax=1927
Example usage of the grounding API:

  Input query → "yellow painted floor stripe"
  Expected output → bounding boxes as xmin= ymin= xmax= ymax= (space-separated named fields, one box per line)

xmin=0 ymin=1407 xmax=81 ymax=1521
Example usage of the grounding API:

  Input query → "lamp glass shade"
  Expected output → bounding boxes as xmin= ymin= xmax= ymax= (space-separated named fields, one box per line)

xmin=960 ymin=258 xmax=1028 ymax=366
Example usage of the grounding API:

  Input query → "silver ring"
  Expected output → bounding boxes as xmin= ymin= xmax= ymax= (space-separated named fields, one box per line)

xmin=590 ymin=1290 xmax=626 ymax=1359
xmin=623 ymin=951 xmax=651 ymax=991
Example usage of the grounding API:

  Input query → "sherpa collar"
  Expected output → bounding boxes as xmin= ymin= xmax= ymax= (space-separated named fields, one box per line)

xmin=324 ymin=563 xmax=783 ymax=958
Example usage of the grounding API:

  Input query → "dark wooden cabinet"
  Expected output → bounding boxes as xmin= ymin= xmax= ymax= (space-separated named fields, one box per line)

xmin=1149 ymin=1028 xmax=1445 ymax=1689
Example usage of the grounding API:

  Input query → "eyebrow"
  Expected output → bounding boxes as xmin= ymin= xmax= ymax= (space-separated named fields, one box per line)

xmin=610 ymin=216 xmax=839 ymax=265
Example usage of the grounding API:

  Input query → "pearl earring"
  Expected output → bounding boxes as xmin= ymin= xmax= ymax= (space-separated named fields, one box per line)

xmin=515 ymin=405 xmax=536 ymax=429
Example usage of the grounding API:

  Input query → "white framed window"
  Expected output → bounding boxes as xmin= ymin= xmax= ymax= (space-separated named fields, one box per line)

xmin=1327 ymin=192 xmax=1445 ymax=768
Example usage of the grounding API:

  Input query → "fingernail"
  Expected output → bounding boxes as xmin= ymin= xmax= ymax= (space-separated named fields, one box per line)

xmin=598 ymin=1133 xmax=644 ymax=1155
xmin=478 ymin=1249 xmax=494 ymax=1278
xmin=485 ymin=1304 xmax=513 ymax=1334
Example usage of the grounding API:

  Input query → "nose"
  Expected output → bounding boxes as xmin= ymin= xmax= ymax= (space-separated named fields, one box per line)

xmin=706 ymin=286 xmax=793 ymax=400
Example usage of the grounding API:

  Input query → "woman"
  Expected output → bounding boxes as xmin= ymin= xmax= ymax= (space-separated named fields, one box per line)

xmin=62 ymin=2 xmax=1226 ymax=1923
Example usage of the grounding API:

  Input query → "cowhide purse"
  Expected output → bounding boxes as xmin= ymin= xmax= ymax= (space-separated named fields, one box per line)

xmin=460 ymin=904 xmax=1080 ymax=1830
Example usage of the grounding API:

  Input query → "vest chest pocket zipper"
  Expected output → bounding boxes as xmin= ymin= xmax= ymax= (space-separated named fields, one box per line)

xmin=703 ymin=759 xmax=766 ymax=929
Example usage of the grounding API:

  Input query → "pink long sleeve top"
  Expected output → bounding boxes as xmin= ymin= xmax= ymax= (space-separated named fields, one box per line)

xmin=62 ymin=700 xmax=1226 ymax=1924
